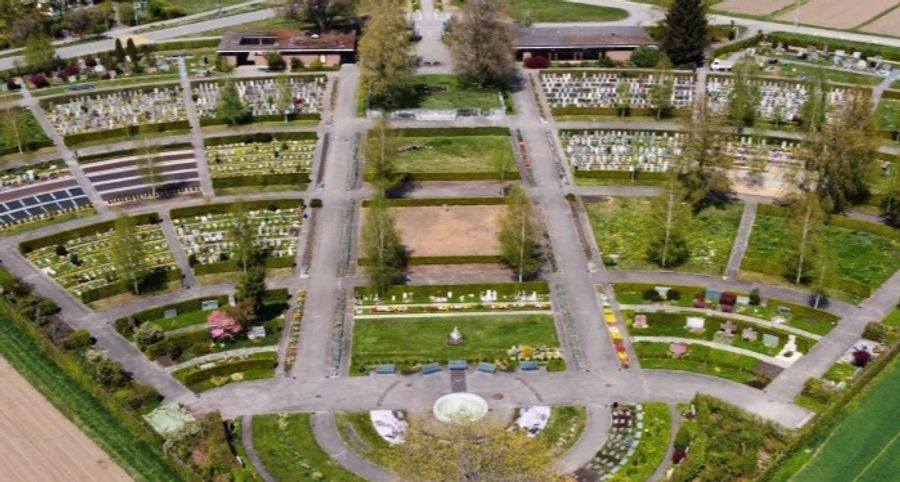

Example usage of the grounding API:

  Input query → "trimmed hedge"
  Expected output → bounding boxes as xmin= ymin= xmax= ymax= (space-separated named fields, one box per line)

xmin=362 ymin=197 xmax=506 ymax=207
xmin=81 ymin=269 xmax=182 ymax=304
xmin=212 ymin=173 xmax=310 ymax=189
xmin=386 ymin=127 xmax=509 ymax=137
xmin=410 ymin=255 xmax=504 ymax=265
xmin=203 ymin=131 xmax=317 ymax=147
xmin=0 ymin=139 xmax=54 ymax=156
xmin=192 ymin=256 xmax=294 ymax=275
xmin=574 ymin=169 xmax=669 ymax=182
xmin=363 ymin=171 xmax=519 ymax=182
xmin=711 ymin=33 xmax=764 ymax=59
xmin=551 ymin=106 xmax=691 ymax=117
xmin=829 ymin=215 xmax=900 ymax=241
xmin=198 ymin=112 xmax=320 ymax=127
xmin=20 ymin=213 xmax=161 ymax=253
xmin=354 ymin=281 xmax=549 ymax=299
xmin=63 ymin=121 xmax=191 ymax=146
xmin=155 ymin=38 xmax=221 ymax=50
xmin=883 ymin=90 xmax=900 ymax=100
xmin=78 ymin=144 xmax=194 ymax=163
xmin=178 ymin=355 xmax=278 ymax=386
xmin=170 ymin=199 xmax=303 ymax=219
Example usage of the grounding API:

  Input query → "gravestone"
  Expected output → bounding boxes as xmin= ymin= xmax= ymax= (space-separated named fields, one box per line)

xmin=763 ymin=334 xmax=779 ymax=347
xmin=685 ymin=316 xmax=705 ymax=331
xmin=247 ymin=326 xmax=266 ymax=340
xmin=163 ymin=309 xmax=178 ymax=319
xmin=201 ymin=300 xmax=220 ymax=311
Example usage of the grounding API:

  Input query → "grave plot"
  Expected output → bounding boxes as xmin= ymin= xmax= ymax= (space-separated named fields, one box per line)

xmin=360 ymin=199 xmax=506 ymax=263
xmin=633 ymin=341 xmax=780 ymax=386
xmin=353 ymin=282 xmax=551 ymax=316
xmin=204 ymin=133 xmax=316 ymax=192
xmin=584 ymin=196 xmax=744 ymax=275
xmin=21 ymin=214 xmax=178 ymax=303
xmin=171 ymin=200 xmax=304 ymax=275
xmin=705 ymin=75 xmax=866 ymax=123
xmin=192 ymin=75 xmax=326 ymax=122
xmin=561 ymin=129 xmax=800 ymax=184
xmin=42 ymin=85 xmax=188 ymax=141
xmin=366 ymin=128 xmax=516 ymax=181
xmin=742 ymin=205 xmax=900 ymax=301
xmin=577 ymin=403 xmax=671 ymax=482
xmin=0 ymin=160 xmax=95 ymax=234
xmin=79 ymin=146 xmax=200 ymax=204
xmin=540 ymin=70 xmax=696 ymax=116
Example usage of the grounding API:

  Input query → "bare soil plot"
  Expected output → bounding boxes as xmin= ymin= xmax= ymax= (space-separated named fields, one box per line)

xmin=776 ymin=0 xmax=898 ymax=29
xmin=860 ymin=5 xmax=900 ymax=35
xmin=714 ymin=0 xmax=795 ymax=16
xmin=363 ymin=205 xmax=503 ymax=257
xmin=0 ymin=357 xmax=131 ymax=482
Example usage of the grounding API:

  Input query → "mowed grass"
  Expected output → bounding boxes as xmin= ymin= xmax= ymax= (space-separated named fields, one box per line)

xmin=415 ymin=75 xmax=502 ymax=111
xmin=584 ymin=197 xmax=743 ymax=275
xmin=540 ymin=406 xmax=587 ymax=453
xmin=382 ymin=135 xmax=514 ymax=174
xmin=506 ymin=0 xmax=628 ymax=22
xmin=775 ymin=62 xmax=883 ymax=86
xmin=883 ymin=309 xmax=900 ymax=328
xmin=0 ymin=311 xmax=183 ymax=481
xmin=792 ymin=357 xmax=900 ymax=482
xmin=352 ymin=315 xmax=559 ymax=364
xmin=253 ymin=413 xmax=363 ymax=482
xmin=746 ymin=215 xmax=900 ymax=288
xmin=335 ymin=411 xmax=399 ymax=468
xmin=634 ymin=341 xmax=771 ymax=386
xmin=876 ymin=99 xmax=900 ymax=131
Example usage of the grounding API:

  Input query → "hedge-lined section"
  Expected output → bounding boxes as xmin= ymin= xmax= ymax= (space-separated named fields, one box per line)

xmin=176 ymin=353 xmax=278 ymax=389
xmin=170 ymin=199 xmax=304 ymax=220
xmin=757 ymin=203 xmax=899 ymax=240
xmin=19 ymin=213 xmax=161 ymax=253
xmin=114 ymin=295 xmax=231 ymax=335
xmin=198 ymin=113 xmax=321 ymax=127
xmin=574 ymin=170 xmax=669 ymax=182
xmin=78 ymin=143 xmax=194 ymax=163
xmin=203 ymin=131 xmax=317 ymax=147
xmin=155 ymin=38 xmax=221 ymax=50
xmin=551 ymin=106 xmax=691 ymax=117
xmin=362 ymin=197 xmax=506 ymax=207
xmin=883 ymin=90 xmax=900 ymax=101
xmin=80 ymin=269 xmax=182 ymax=304
xmin=363 ymin=171 xmax=520 ymax=182
xmin=63 ymin=120 xmax=191 ymax=146
xmin=0 ymin=139 xmax=54 ymax=156
xmin=354 ymin=281 xmax=549 ymax=300
xmin=192 ymin=256 xmax=295 ymax=275
xmin=386 ymin=127 xmax=509 ymax=137
xmin=212 ymin=173 xmax=311 ymax=189
xmin=740 ymin=256 xmax=873 ymax=298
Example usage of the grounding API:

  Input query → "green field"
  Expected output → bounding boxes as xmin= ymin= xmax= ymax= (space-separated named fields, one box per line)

xmin=506 ymin=0 xmax=629 ymax=23
xmin=185 ymin=16 xmax=302 ymax=37
xmin=877 ymin=99 xmax=900 ymax=131
xmin=168 ymin=0 xmax=249 ymax=15
xmin=358 ymin=74 xmax=503 ymax=114
xmin=585 ymin=197 xmax=743 ymax=275
xmin=253 ymin=413 xmax=364 ymax=482
xmin=0 ymin=108 xmax=50 ymax=152
xmin=791 ymin=357 xmax=900 ymax=482
xmin=634 ymin=341 xmax=772 ymax=385
xmin=884 ymin=309 xmax=900 ymax=328
xmin=377 ymin=134 xmax=514 ymax=176
xmin=352 ymin=314 xmax=559 ymax=367
xmin=0 ymin=309 xmax=183 ymax=481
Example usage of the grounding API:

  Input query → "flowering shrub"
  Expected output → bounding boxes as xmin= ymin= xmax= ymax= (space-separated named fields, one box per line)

xmin=207 ymin=310 xmax=242 ymax=340
xmin=30 ymin=73 xmax=49 ymax=89
xmin=524 ymin=56 xmax=550 ymax=69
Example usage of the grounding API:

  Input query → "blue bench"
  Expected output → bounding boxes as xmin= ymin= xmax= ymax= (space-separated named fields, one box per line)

xmin=477 ymin=362 xmax=497 ymax=374
xmin=421 ymin=362 xmax=441 ymax=375
xmin=520 ymin=360 xmax=540 ymax=371
xmin=375 ymin=364 xmax=396 ymax=375
xmin=448 ymin=360 xmax=467 ymax=370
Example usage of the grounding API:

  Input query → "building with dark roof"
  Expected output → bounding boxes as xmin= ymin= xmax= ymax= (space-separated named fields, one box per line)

xmin=217 ymin=30 xmax=357 ymax=68
xmin=515 ymin=25 xmax=656 ymax=62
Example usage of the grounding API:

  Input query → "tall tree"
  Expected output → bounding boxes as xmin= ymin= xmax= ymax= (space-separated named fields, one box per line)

xmin=660 ymin=0 xmax=709 ymax=67
xmin=786 ymin=190 xmax=826 ymax=285
xmin=1 ymin=105 xmax=24 ymax=154
xmin=229 ymin=203 xmax=258 ymax=273
xmin=498 ymin=186 xmax=542 ymax=282
xmin=800 ymin=90 xmax=878 ymax=213
xmin=649 ymin=75 xmax=674 ymax=120
xmin=126 ymin=38 xmax=139 ymax=63
xmin=111 ymin=213 xmax=146 ymax=295
xmin=357 ymin=0 xmax=414 ymax=110
xmin=727 ymin=58 xmax=761 ymax=130
xmin=388 ymin=417 xmax=556 ymax=482
xmin=361 ymin=195 xmax=407 ymax=295
xmin=217 ymin=79 xmax=249 ymax=125
xmin=675 ymin=100 xmax=732 ymax=209
xmin=136 ymin=124 xmax=162 ymax=199
xmin=236 ymin=265 xmax=267 ymax=314
xmin=881 ymin=163 xmax=900 ymax=228
xmin=447 ymin=0 xmax=516 ymax=89
xmin=24 ymin=35 xmax=54 ymax=72
xmin=114 ymin=38 xmax=126 ymax=63
xmin=799 ymin=73 xmax=828 ymax=132
xmin=365 ymin=116 xmax=401 ymax=193
xmin=615 ymin=80 xmax=631 ymax=118
xmin=647 ymin=177 xmax=692 ymax=268
xmin=274 ymin=77 xmax=294 ymax=123
xmin=284 ymin=0 xmax=357 ymax=31
xmin=63 ymin=6 xmax=105 ymax=37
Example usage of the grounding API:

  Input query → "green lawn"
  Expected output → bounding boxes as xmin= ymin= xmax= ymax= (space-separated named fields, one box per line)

xmin=791 ymin=357 xmax=900 ymax=482
xmin=351 ymin=314 xmax=559 ymax=368
xmin=253 ymin=413 xmax=364 ymax=482
xmin=883 ymin=309 xmax=900 ymax=328
xmin=585 ymin=197 xmax=743 ymax=275
xmin=608 ymin=402 xmax=672 ymax=482
xmin=359 ymin=74 xmax=503 ymax=113
xmin=506 ymin=0 xmax=629 ymax=22
xmin=775 ymin=62 xmax=883 ymax=86
xmin=745 ymin=215 xmax=900 ymax=291
xmin=877 ymin=99 xmax=900 ymax=131
xmin=168 ymin=0 xmax=249 ymax=15
xmin=335 ymin=412 xmax=399 ymax=468
xmin=153 ymin=309 xmax=215 ymax=332
xmin=823 ymin=362 xmax=857 ymax=383
xmin=634 ymin=341 xmax=772 ymax=386
xmin=0 ymin=309 xmax=183 ymax=481
xmin=376 ymin=135 xmax=514 ymax=176
xmin=540 ymin=406 xmax=587 ymax=453
xmin=0 ymin=108 xmax=50 ymax=151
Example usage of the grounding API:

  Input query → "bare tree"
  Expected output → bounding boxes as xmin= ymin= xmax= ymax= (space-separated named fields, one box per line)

xmin=447 ymin=0 xmax=516 ymax=89
xmin=136 ymin=124 xmax=162 ymax=199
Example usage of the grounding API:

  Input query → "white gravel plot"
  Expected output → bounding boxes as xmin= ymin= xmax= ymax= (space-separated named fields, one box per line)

xmin=776 ymin=0 xmax=899 ymax=29
xmin=860 ymin=5 xmax=900 ymax=36
xmin=714 ymin=0 xmax=795 ymax=16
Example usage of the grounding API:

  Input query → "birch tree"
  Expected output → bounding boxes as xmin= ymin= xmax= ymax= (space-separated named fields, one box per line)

xmin=498 ymin=186 xmax=542 ymax=282
xmin=365 ymin=116 xmax=400 ymax=194
xmin=787 ymin=190 xmax=825 ymax=285
xmin=111 ymin=213 xmax=146 ymax=295
xmin=229 ymin=203 xmax=258 ymax=273
xmin=727 ymin=58 xmax=761 ymax=130
xmin=647 ymin=177 xmax=691 ymax=268
xmin=358 ymin=0 xmax=414 ymax=109
xmin=136 ymin=124 xmax=162 ymax=199
xmin=676 ymin=100 xmax=732 ymax=209
xmin=361 ymin=194 xmax=406 ymax=295
xmin=615 ymin=80 xmax=631 ymax=118
xmin=1 ymin=105 xmax=23 ymax=155
xmin=649 ymin=75 xmax=674 ymax=120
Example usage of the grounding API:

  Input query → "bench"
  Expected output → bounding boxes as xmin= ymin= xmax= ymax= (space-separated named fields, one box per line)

xmin=375 ymin=364 xmax=396 ymax=375
xmin=520 ymin=360 xmax=540 ymax=371
xmin=477 ymin=362 xmax=497 ymax=374
xmin=448 ymin=360 xmax=467 ymax=371
xmin=421 ymin=362 xmax=441 ymax=375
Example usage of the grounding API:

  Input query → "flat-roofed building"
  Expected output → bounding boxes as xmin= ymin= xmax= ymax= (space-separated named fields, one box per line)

xmin=515 ymin=25 xmax=656 ymax=62
xmin=217 ymin=30 xmax=357 ymax=67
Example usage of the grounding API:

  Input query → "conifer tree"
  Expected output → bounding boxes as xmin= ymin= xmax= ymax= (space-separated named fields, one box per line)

xmin=661 ymin=0 xmax=709 ymax=67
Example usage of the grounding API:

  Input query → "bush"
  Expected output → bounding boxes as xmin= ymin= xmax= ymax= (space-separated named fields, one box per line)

xmin=749 ymin=288 xmax=761 ymax=306
xmin=523 ymin=55 xmax=550 ymax=69
xmin=190 ymin=342 xmax=211 ymax=357
xmin=666 ymin=289 xmax=681 ymax=301
xmin=643 ymin=288 xmax=662 ymax=301
xmin=134 ymin=323 xmax=164 ymax=350
xmin=30 ymin=73 xmax=49 ymax=88
xmin=291 ymin=57 xmax=304 ymax=70
xmin=179 ymin=356 xmax=277 ymax=386
xmin=264 ymin=52 xmax=286 ymax=71
xmin=852 ymin=349 xmax=872 ymax=367
xmin=630 ymin=45 xmax=664 ymax=68
xmin=310 ymin=198 xmax=323 ymax=208
xmin=145 ymin=338 xmax=182 ymax=360
xmin=92 ymin=357 xmax=127 ymax=388
xmin=62 ymin=329 xmax=93 ymax=350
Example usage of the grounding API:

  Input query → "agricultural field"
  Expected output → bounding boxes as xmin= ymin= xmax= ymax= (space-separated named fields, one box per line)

xmin=206 ymin=135 xmax=316 ymax=192
xmin=791 ymin=357 xmax=900 ymax=482
xmin=775 ymin=0 xmax=898 ymax=29
xmin=860 ymin=5 xmax=900 ymax=35
xmin=351 ymin=314 xmax=560 ymax=372
xmin=253 ymin=413 xmax=364 ymax=482
xmin=370 ymin=130 xmax=515 ymax=181
xmin=584 ymin=196 xmax=743 ymax=275
xmin=713 ymin=0 xmax=794 ymax=16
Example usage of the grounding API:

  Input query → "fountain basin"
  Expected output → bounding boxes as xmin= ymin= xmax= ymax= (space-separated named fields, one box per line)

xmin=432 ymin=393 xmax=489 ymax=424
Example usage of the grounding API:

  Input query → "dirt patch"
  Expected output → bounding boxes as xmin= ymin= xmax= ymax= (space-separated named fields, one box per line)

xmin=860 ymin=5 xmax=900 ymax=35
xmin=364 ymin=205 xmax=504 ymax=257
xmin=0 ymin=357 xmax=131 ymax=482
xmin=776 ymin=0 xmax=897 ymax=29
xmin=407 ymin=263 xmax=514 ymax=281
xmin=715 ymin=0 xmax=794 ymax=16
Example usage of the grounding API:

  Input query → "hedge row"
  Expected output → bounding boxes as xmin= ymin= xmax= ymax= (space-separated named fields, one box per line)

xmin=198 ymin=112 xmax=320 ymax=127
xmin=362 ymin=171 xmax=519 ymax=182
xmin=362 ymin=197 xmax=506 ymax=207
xmin=354 ymin=281 xmax=549 ymax=299
xmin=551 ymin=106 xmax=691 ymax=117
xmin=409 ymin=255 xmax=504 ymax=265
xmin=80 ymin=269 xmax=182 ymax=304
xmin=883 ymin=90 xmax=900 ymax=100
xmin=179 ymin=356 xmax=278 ymax=386
xmin=212 ymin=173 xmax=311 ymax=189
xmin=710 ymin=33 xmax=764 ymax=59
xmin=0 ymin=139 xmax=54 ymax=156
xmin=170 ymin=199 xmax=303 ymax=219
xmin=829 ymin=215 xmax=900 ymax=241
xmin=114 ymin=294 xmax=231 ymax=335
xmin=574 ymin=169 xmax=670 ymax=182
xmin=385 ymin=127 xmax=509 ymax=137
xmin=63 ymin=121 xmax=191 ymax=146
xmin=20 ymin=213 xmax=161 ymax=252
xmin=192 ymin=256 xmax=294 ymax=275
xmin=78 ymin=143 xmax=194 ymax=163
xmin=155 ymin=38 xmax=221 ymax=51
xmin=203 ymin=131 xmax=317 ymax=146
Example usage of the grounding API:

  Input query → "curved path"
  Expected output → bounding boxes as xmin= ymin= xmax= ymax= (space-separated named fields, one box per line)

xmin=240 ymin=416 xmax=276 ymax=482
xmin=311 ymin=412 xmax=391 ymax=482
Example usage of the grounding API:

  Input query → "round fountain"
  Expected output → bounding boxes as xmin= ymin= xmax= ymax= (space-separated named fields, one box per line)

xmin=432 ymin=393 xmax=489 ymax=424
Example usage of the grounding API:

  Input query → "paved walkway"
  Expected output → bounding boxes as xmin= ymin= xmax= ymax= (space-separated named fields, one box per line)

xmin=178 ymin=58 xmax=214 ymax=196
xmin=240 ymin=416 xmax=276 ymax=482
xmin=726 ymin=201 xmax=757 ymax=280
xmin=311 ymin=412 xmax=391 ymax=482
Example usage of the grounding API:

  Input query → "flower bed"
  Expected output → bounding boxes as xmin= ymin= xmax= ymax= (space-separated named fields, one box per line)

xmin=43 ymin=85 xmax=187 ymax=136
xmin=172 ymin=351 xmax=278 ymax=392
xmin=634 ymin=341 xmax=776 ymax=387
xmin=580 ymin=404 xmax=645 ymax=480
xmin=354 ymin=282 xmax=551 ymax=315
xmin=23 ymin=217 xmax=177 ymax=301
xmin=283 ymin=289 xmax=306 ymax=373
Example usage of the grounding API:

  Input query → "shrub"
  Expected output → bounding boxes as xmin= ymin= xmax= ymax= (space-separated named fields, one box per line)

xmin=630 ymin=45 xmax=664 ymax=68
xmin=190 ymin=342 xmax=211 ymax=357
xmin=308 ymin=58 xmax=323 ymax=71
xmin=852 ymin=349 xmax=872 ymax=367
xmin=862 ymin=322 xmax=899 ymax=344
xmin=92 ymin=357 xmax=127 ymax=388
xmin=134 ymin=323 xmax=164 ymax=351
xmin=666 ymin=289 xmax=681 ymax=301
xmin=290 ymin=57 xmax=303 ymax=70
xmin=749 ymin=288 xmax=761 ymax=306
xmin=523 ymin=55 xmax=549 ymax=69
xmin=145 ymin=338 xmax=181 ymax=360
xmin=62 ymin=64 xmax=79 ymax=77
xmin=264 ymin=52 xmax=286 ymax=71
xmin=643 ymin=288 xmax=662 ymax=301
xmin=310 ymin=198 xmax=323 ymax=208
xmin=62 ymin=329 xmax=93 ymax=350
xmin=30 ymin=73 xmax=49 ymax=88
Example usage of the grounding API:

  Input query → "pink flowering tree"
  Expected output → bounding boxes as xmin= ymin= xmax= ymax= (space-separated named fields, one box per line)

xmin=207 ymin=310 xmax=242 ymax=340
